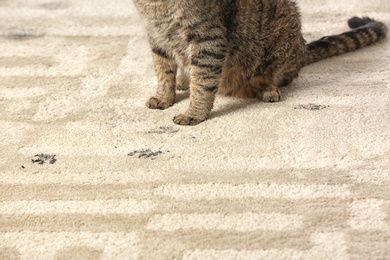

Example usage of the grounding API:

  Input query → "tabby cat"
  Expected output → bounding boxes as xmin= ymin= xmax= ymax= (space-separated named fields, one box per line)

xmin=133 ymin=0 xmax=387 ymax=125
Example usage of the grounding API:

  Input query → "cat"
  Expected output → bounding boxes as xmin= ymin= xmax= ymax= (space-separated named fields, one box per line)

xmin=133 ymin=0 xmax=387 ymax=125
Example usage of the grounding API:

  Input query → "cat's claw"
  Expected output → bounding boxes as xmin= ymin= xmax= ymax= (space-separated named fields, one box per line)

xmin=146 ymin=97 xmax=173 ymax=110
xmin=173 ymin=114 xmax=205 ymax=126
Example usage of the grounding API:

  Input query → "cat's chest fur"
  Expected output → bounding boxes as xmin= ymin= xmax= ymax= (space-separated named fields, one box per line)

xmin=134 ymin=1 xmax=222 ymax=60
xmin=149 ymin=18 xmax=189 ymax=58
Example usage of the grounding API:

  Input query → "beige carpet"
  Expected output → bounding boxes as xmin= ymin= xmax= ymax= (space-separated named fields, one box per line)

xmin=1 ymin=0 xmax=389 ymax=259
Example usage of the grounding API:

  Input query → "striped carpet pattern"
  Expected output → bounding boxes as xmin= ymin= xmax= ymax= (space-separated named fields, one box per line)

xmin=1 ymin=0 xmax=389 ymax=259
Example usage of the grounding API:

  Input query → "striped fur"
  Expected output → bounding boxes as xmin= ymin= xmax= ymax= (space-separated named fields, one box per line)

xmin=305 ymin=17 xmax=388 ymax=65
xmin=133 ymin=0 xmax=387 ymax=125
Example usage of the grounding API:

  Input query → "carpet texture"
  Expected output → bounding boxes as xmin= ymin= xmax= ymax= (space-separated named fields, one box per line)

xmin=1 ymin=0 xmax=389 ymax=259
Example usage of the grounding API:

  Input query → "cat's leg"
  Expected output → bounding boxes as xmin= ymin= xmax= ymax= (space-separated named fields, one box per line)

xmin=173 ymin=61 xmax=224 ymax=125
xmin=146 ymin=47 xmax=177 ymax=110
xmin=173 ymin=39 xmax=227 ymax=125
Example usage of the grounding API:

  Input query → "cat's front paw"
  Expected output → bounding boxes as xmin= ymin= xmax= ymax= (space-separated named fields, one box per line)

xmin=259 ymin=86 xmax=281 ymax=102
xmin=173 ymin=114 xmax=205 ymax=126
xmin=146 ymin=97 xmax=174 ymax=110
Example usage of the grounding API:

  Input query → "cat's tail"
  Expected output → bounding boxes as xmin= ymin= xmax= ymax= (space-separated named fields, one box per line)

xmin=304 ymin=16 xmax=387 ymax=65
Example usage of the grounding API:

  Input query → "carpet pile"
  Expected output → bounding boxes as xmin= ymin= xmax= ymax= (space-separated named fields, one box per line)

xmin=0 ymin=0 xmax=389 ymax=259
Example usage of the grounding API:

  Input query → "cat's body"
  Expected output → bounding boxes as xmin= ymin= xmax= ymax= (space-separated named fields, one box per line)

xmin=133 ymin=0 xmax=387 ymax=125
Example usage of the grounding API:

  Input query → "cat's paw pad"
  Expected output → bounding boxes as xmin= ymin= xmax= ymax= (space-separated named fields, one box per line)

xmin=173 ymin=114 xmax=205 ymax=126
xmin=146 ymin=97 xmax=173 ymax=110
xmin=259 ymin=87 xmax=281 ymax=102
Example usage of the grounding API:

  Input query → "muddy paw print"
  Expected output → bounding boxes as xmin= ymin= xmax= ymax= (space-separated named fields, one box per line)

xmin=32 ymin=154 xmax=57 ymax=165
xmin=128 ymin=149 xmax=169 ymax=160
